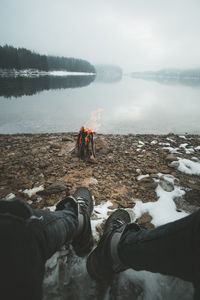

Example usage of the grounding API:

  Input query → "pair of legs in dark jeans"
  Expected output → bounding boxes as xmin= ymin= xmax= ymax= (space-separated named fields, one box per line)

xmin=0 ymin=190 xmax=199 ymax=299
xmin=118 ymin=210 xmax=200 ymax=298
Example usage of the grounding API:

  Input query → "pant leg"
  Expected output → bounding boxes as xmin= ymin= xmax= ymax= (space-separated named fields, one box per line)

xmin=32 ymin=203 xmax=78 ymax=260
xmin=118 ymin=209 xmax=200 ymax=283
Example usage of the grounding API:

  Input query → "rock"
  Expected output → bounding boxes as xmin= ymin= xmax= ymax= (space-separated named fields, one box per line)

xmin=146 ymin=168 xmax=158 ymax=174
xmin=95 ymin=136 xmax=110 ymax=154
xmin=108 ymin=202 xmax=119 ymax=209
xmin=184 ymin=189 xmax=200 ymax=206
xmin=38 ymin=182 xmax=66 ymax=195
xmin=136 ymin=213 xmax=154 ymax=229
xmin=165 ymin=154 xmax=177 ymax=162
xmin=138 ymin=177 xmax=158 ymax=189
xmin=62 ymin=136 xmax=74 ymax=142
xmin=50 ymin=142 xmax=62 ymax=150
xmin=159 ymin=179 xmax=174 ymax=192
xmin=159 ymin=167 xmax=171 ymax=174
xmin=174 ymin=196 xmax=198 ymax=214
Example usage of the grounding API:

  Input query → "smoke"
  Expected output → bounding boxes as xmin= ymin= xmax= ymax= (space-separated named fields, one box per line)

xmin=85 ymin=108 xmax=104 ymax=132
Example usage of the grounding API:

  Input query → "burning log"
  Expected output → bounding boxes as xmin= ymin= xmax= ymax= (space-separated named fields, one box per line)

xmin=76 ymin=127 xmax=96 ymax=161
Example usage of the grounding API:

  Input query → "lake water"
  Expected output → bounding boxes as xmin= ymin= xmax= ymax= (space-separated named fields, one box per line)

xmin=0 ymin=74 xmax=200 ymax=134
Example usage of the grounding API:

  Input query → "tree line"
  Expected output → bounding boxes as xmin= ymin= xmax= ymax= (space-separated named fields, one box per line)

xmin=0 ymin=45 xmax=96 ymax=73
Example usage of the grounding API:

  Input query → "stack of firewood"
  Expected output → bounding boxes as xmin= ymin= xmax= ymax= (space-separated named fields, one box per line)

xmin=76 ymin=127 xmax=96 ymax=162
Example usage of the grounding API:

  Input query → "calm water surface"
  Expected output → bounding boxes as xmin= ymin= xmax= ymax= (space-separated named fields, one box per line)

xmin=0 ymin=75 xmax=200 ymax=134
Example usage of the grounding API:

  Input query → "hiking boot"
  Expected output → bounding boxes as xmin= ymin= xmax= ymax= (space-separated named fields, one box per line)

xmin=72 ymin=187 xmax=94 ymax=257
xmin=56 ymin=187 xmax=94 ymax=257
xmin=86 ymin=209 xmax=131 ymax=283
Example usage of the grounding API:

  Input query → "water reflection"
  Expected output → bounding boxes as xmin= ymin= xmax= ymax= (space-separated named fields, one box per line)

xmin=131 ymin=74 xmax=200 ymax=88
xmin=0 ymin=76 xmax=200 ymax=134
xmin=0 ymin=75 xmax=95 ymax=98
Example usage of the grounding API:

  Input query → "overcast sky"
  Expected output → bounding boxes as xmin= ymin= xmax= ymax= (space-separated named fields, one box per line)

xmin=1 ymin=0 xmax=200 ymax=71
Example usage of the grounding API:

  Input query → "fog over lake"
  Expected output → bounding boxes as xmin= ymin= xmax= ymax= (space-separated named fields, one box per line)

xmin=0 ymin=75 xmax=200 ymax=134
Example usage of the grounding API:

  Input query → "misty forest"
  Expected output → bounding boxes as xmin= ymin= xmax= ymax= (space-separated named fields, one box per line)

xmin=0 ymin=45 xmax=96 ymax=73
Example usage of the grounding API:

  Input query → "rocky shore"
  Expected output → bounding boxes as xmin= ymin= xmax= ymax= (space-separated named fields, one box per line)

xmin=0 ymin=132 xmax=200 ymax=231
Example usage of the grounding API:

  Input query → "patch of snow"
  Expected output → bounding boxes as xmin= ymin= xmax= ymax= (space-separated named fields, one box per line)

xmin=138 ymin=141 xmax=145 ymax=145
xmin=49 ymin=71 xmax=95 ymax=76
xmin=185 ymin=148 xmax=195 ymax=154
xmin=27 ymin=200 xmax=33 ymax=205
xmin=151 ymin=140 xmax=158 ymax=145
xmin=133 ymin=183 xmax=187 ymax=227
xmin=137 ymin=174 xmax=150 ymax=181
xmin=195 ymin=146 xmax=200 ymax=150
xmin=23 ymin=185 xmax=44 ymax=197
xmin=179 ymin=143 xmax=195 ymax=154
xmin=179 ymin=143 xmax=188 ymax=148
xmin=192 ymin=157 xmax=199 ymax=162
xmin=166 ymin=138 xmax=175 ymax=142
xmin=159 ymin=142 xmax=170 ymax=146
xmin=91 ymin=201 xmax=114 ymax=240
xmin=179 ymin=135 xmax=186 ymax=139
xmin=47 ymin=205 xmax=56 ymax=212
xmin=136 ymin=168 xmax=141 ymax=174
xmin=90 ymin=177 xmax=98 ymax=184
xmin=173 ymin=158 xmax=200 ymax=175
xmin=4 ymin=193 xmax=15 ymax=200
xmin=162 ymin=146 xmax=179 ymax=154
xmin=124 ymin=269 xmax=194 ymax=300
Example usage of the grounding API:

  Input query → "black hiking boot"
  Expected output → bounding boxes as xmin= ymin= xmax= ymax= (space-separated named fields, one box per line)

xmin=86 ymin=209 xmax=131 ymax=283
xmin=56 ymin=187 xmax=94 ymax=257
xmin=72 ymin=187 xmax=94 ymax=257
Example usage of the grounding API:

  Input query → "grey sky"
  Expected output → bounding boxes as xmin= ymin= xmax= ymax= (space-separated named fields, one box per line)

xmin=1 ymin=0 xmax=200 ymax=71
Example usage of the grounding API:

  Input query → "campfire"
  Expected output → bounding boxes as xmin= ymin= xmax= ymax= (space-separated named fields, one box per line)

xmin=76 ymin=126 xmax=96 ymax=161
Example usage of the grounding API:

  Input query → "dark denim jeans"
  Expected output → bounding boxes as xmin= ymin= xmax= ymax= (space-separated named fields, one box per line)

xmin=0 ymin=199 xmax=78 ymax=260
xmin=0 ymin=199 xmax=78 ymax=300
xmin=33 ymin=204 xmax=78 ymax=260
xmin=118 ymin=209 xmax=200 ymax=299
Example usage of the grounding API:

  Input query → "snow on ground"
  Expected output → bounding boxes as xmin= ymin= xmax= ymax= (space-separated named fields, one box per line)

xmin=4 ymin=193 xmax=15 ymax=200
xmin=173 ymin=158 xmax=200 ymax=175
xmin=133 ymin=174 xmax=188 ymax=227
xmin=166 ymin=138 xmax=175 ymax=143
xmin=151 ymin=140 xmax=157 ymax=145
xmin=23 ymin=185 xmax=44 ymax=197
xmin=179 ymin=143 xmax=195 ymax=154
xmin=159 ymin=142 xmax=170 ymax=146
xmin=137 ymin=174 xmax=150 ymax=181
xmin=91 ymin=200 xmax=114 ymax=240
xmin=49 ymin=71 xmax=95 ymax=76
xmin=162 ymin=146 xmax=180 ymax=153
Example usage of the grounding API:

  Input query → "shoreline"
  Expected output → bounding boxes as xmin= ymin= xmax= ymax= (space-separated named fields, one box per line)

xmin=1 ymin=132 xmax=200 ymax=230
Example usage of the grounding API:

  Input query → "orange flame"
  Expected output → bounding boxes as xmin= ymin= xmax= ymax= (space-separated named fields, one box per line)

xmin=85 ymin=108 xmax=104 ymax=132
xmin=79 ymin=126 xmax=93 ymax=144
